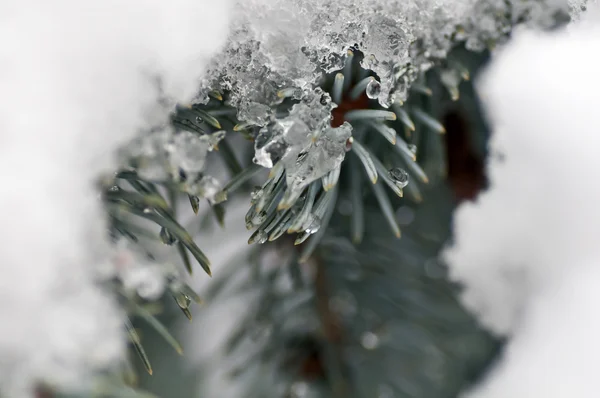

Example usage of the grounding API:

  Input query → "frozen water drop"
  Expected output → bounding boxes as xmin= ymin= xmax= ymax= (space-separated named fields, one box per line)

xmin=195 ymin=116 xmax=204 ymax=124
xmin=366 ymin=79 xmax=381 ymax=99
xmin=159 ymin=227 xmax=177 ymax=245
xmin=305 ymin=215 xmax=321 ymax=235
xmin=175 ymin=294 xmax=192 ymax=309
xmin=284 ymin=122 xmax=352 ymax=193
xmin=388 ymin=167 xmax=409 ymax=188
xmin=361 ymin=331 xmax=380 ymax=350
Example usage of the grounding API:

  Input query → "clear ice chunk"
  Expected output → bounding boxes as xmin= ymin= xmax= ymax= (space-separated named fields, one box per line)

xmin=283 ymin=122 xmax=352 ymax=193
xmin=253 ymin=88 xmax=335 ymax=169
xmin=238 ymin=101 xmax=272 ymax=127
xmin=388 ymin=167 xmax=409 ymax=189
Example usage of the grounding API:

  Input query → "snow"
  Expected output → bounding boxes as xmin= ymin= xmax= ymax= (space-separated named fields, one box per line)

xmin=202 ymin=0 xmax=570 ymax=110
xmin=443 ymin=6 xmax=600 ymax=396
xmin=0 ymin=0 xmax=231 ymax=396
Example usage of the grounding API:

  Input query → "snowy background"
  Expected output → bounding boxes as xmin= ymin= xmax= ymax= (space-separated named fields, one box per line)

xmin=0 ymin=0 xmax=231 ymax=396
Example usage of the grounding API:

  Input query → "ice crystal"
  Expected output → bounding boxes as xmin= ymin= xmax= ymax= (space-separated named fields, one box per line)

xmin=238 ymin=101 xmax=273 ymax=127
xmin=284 ymin=122 xmax=352 ymax=193
xmin=253 ymin=88 xmax=349 ymax=193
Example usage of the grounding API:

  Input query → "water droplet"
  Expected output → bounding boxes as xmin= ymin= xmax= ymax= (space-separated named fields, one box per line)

xmin=305 ymin=215 xmax=321 ymax=235
xmin=361 ymin=331 xmax=380 ymax=350
xmin=188 ymin=194 xmax=200 ymax=214
xmin=388 ymin=167 xmax=409 ymax=188
xmin=195 ymin=116 xmax=204 ymax=124
xmin=108 ymin=185 xmax=120 ymax=192
xmin=143 ymin=208 xmax=153 ymax=214
xmin=175 ymin=294 xmax=192 ymax=309
xmin=159 ymin=227 xmax=177 ymax=245
xmin=366 ymin=79 xmax=381 ymax=99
